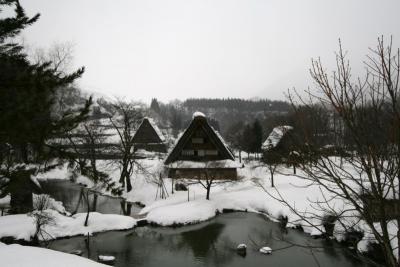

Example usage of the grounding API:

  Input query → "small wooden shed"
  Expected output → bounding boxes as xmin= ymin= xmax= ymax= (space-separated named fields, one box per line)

xmin=132 ymin=117 xmax=167 ymax=153
xmin=165 ymin=112 xmax=238 ymax=180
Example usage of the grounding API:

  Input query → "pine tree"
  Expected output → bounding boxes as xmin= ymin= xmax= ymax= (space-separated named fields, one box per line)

xmin=150 ymin=98 xmax=161 ymax=114
xmin=0 ymin=0 xmax=91 ymax=213
xmin=251 ymin=119 xmax=263 ymax=154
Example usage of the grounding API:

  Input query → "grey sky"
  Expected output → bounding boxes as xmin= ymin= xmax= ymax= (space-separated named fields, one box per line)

xmin=19 ymin=0 xmax=400 ymax=103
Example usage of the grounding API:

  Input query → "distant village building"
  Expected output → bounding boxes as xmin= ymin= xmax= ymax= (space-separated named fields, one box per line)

xmin=132 ymin=117 xmax=167 ymax=153
xmin=262 ymin=125 xmax=294 ymax=160
xmin=165 ymin=112 xmax=238 ymax=180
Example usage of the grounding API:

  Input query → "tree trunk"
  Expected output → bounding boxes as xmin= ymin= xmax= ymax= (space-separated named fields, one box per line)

xmin=84 ymin=191 xmax=90 ymax=226
xmin=271 ymin=171 xmax=274 ymax=188
xmin=205 ymin=180 xmax=212 ymax=200
xmin=9 ymin=171 xmax=34 ymax=214
xmin=206 ymin=186 xmax=211 ymax=200
xmin=126 ymin=175 xmax=132 ymax=192
xmin=91 ymin=193 xmax=98 ymax=212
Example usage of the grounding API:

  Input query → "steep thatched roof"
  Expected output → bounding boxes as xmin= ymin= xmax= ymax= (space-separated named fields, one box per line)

xmin=262 ymin=125 xmax=293 ymax=151
xmin=133 ymin=117 xmax=165 ymax=144
xmin=165 ymin=112 xmax=234 ymax=164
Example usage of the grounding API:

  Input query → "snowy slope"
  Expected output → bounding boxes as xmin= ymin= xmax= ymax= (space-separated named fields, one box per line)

xmin=0 ymin=242 xmax=106 ymax=267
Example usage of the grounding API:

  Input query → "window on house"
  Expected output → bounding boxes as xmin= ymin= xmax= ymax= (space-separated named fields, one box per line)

xmin=192 ymin=137 xmax=204 ymax=144
xmin=181 ymin=149 xmax=194 ymax=156
xmin=198 ymin=150 xmax=205 ymax=156
xmin=205 ymin=150 xmax=218 ymax=155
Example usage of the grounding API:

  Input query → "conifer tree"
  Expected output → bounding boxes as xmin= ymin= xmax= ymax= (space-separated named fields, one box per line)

xmin=0 ymin=0 xmax=91 ymax=213
xmin=251 ymin=119 xmax=263 ymax=154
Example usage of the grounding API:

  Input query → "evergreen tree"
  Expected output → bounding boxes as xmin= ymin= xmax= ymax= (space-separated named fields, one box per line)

xmin=150 ymin=98 xmax=161 ymax=114
xmin=170 ymin=106 xmax=182 ymax=136
xmin=0 ymin=0 xmax=91 ymax=213
xmin=251 ymin=119 xmax=263 ymax=153
xmin=241 ymin=124 xmax=254 ymax=155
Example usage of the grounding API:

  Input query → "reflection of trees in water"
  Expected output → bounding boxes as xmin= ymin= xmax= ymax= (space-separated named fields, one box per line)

xmin=181 ymin=223 xmax=225 ymax=258
xmin=71 ymin=188 xmax=98 ymax=215
xmin=43 ymin=181 xmax=141 ymax=216
xmin=179 ymin=222 xmax=238 ymax=266
xmin=120 ymin=200 xmax=132 ymax=215
xmin=130 ymin=222 xmax=234 ymax=266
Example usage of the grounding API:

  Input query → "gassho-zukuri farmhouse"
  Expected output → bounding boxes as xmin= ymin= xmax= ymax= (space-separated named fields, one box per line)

xmin=164 ymin=112 xmax=240 ymax=180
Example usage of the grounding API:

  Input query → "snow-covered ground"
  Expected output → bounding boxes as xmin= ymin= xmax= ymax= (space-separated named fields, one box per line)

xmin=0 ymin=210 xmax=136 ymax=241
xmin=1 ymin=155 xmax=397 ymax=259
xmin=0 ymin=242 xmax=107 ymax=267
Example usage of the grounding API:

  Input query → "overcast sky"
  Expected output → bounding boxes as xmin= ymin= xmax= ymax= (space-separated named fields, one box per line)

xmin=19 ymin=0 xmax=400 ymax=103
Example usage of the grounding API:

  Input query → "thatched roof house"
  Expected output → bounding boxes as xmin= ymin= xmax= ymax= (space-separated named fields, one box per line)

xmin=132 ymin=117 xmax=167 ymax=153
xmin=165 ymin=112 xmax=239 ymax=180
xmin=262 ymin=125 xmax=294 ymax=159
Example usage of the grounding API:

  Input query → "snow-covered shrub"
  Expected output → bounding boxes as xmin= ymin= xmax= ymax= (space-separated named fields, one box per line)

xmin=29 ymin=195 xmax=55 ymax=244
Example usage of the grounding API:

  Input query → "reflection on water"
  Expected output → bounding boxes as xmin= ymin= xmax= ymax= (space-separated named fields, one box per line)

xmin=49 ymin=213 xmax=371 ymax=267
xmin=41 ymin=180 xmax=141 ymax=216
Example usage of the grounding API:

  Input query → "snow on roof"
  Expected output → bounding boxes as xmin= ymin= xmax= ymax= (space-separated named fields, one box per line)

xmin=164 ymin=130 xmax=185 ymax=163
xmin=262 ymin=125 xmax=293 ymax=150
xmin=167 ymin=159 xmax=241 ymax=169
xmin=193 ymin=111 xmax=206 ymax=118
xmin=214 ymin=130 xmax=235 ymax=159
xmin=144 ymin=117 xmax=166 ymax=142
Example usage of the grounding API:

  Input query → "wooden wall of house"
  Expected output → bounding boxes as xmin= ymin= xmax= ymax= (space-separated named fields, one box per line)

xmin=168 ymin=168 xmax=237 ymax=180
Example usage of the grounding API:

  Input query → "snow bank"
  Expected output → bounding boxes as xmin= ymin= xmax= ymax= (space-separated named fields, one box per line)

xmin=0 ymin=194 xmax=70 ymax=215
xmin=146 ymin=200 xmax=217 ymax=226
xmin=141 ymin=185 xmax=271 ymax=226
xmin=36 ymin=163 xmax=93 ymax=187
xmin=0 ymin=211 xmax=136 ymax=241
xmin=0 ymin=195 xmax=10 ymax=207
xmin=0 ymin=242 xmax=106 ymax=267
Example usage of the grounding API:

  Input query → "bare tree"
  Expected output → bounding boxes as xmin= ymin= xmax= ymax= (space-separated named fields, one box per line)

xmin=32 ymin=42 xmax=75 ymax=74
xmin=62 ymin=121 xmax=122 ymax=226
xmin=267 ymin=37 xmax=400 ymax=266
xmin=108 ymin=100 xmax=143 ymax=192
xmin=191 ymin=162 xmax=239 ymax=200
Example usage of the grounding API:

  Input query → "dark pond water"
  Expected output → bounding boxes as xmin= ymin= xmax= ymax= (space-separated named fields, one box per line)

xmin=48 ymin=213 xmax=370 ymax=267
xmin=43 ymin=180 xmax=370 ymax=267
xmin=41 ymin=179 xmax=142 ymax=217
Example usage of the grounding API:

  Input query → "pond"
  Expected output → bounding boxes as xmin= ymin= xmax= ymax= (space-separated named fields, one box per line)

xmin=43 ymin=180 xmax=370 ymax=267
xmin=41 ymin=179 xmax=142 ymax=217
